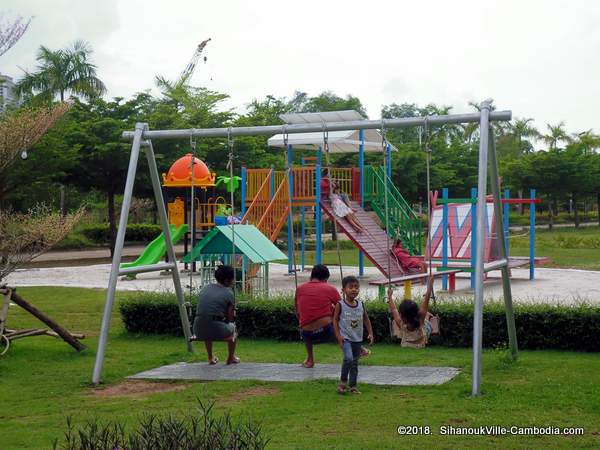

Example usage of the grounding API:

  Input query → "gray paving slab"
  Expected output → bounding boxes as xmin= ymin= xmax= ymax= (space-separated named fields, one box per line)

xmin=129 ymin=362 xmax=460 ymax=386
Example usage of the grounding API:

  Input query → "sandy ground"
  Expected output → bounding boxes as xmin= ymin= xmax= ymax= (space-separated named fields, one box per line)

xmin=6 ymin=262 xmax=600 ymax=304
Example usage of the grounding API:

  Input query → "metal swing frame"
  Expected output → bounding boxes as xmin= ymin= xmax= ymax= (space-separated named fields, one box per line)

xmin=92 ymin=103 xmax=516 ymax=397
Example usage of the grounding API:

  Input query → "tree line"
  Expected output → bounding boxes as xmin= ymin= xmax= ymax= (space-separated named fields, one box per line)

xmin=2 ymin=38 xmax=600 ymax=251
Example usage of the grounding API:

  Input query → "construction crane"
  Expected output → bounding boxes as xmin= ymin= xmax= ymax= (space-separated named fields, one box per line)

xmin=176 ymin=38 xmax=211 ymax=88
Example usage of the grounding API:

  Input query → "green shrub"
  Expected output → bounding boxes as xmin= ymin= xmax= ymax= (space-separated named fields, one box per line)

xmin=53 ymin=400 xmax=269 ymax=450
xmin=120 ymin=293 xmax=600 ymax=351
xmin=553 ymin=235 xmax=600 ymax=249
xmin=80 ymin=223 xmax=162 ymax=244
xmin=322 ymin=240 xmax=357 ymax=250
xmin=54 ymin=232 xmax=95 ymax=249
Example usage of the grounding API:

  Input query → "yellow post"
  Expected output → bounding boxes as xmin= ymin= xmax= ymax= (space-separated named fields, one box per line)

xmin=403 ymin=281 xmax=412 ymax=300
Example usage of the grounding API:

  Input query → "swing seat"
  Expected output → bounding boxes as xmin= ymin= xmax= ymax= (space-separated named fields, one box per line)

xmin=388 ymin=312 xmax=440 ymax=342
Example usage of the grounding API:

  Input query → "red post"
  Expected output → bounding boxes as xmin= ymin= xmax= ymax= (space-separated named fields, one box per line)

xmin=449 ymin=273 xmax=456 ymax=293
xmin=351 ymin=167 xmax=361 ymax=202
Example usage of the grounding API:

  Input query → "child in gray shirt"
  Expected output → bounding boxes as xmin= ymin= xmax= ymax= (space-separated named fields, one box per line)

xmin=333 ymin=275 xmax=374 ymax=394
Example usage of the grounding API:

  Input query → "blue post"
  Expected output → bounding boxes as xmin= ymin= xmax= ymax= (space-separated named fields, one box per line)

xmin=240 ymin=166 xmax=247 ymax=216
xmin=287 ymin=145 xmax=294 ymax=274
xmin=301 ymin=157 xmax=306 ymax=270
xmin=315 ymin=163 xmax=322 ymax=265
xmin=442 ymin=187 xmax=449 ymax=290
xmin=470 ymin=187 xmax=477 ymax=289
xmin=503 ymin=188 xmax=510 ymax=256
xmin=529 ymin=188 xmax=536 ymax=280
xmin=359 ymin=130 xmax=365 ymax=276
xmin=386 ymin=143 xmax=392 ymax=179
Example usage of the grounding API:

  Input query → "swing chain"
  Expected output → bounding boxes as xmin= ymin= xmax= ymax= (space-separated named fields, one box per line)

xmin=188 ymin=130 xmax=198 ymax=301
xmin=380 ymin=116 xmax=393 ymax=291
xmin=226 ymin=127 xmax=234 ymax=170
xmin=321 ymin=122 xmax=343 ymax=281
xmin=283 ymin=124 xmax=289 ymax=148
xmin=422 ymin=116 xmax=438 ymax=310
xmin=282 ymin=124 xmax=299 ymax=289
xmin=190 ymin=130 xmax=197 ymax=152
xmin=423 ymin=117 xmax=432 ymax=154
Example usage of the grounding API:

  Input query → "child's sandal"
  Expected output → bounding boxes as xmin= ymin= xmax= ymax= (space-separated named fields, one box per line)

xmin=349 ymin=387 xmax=361 ymax=395
xmin=337 ymin=384 xmax=348 ymax=394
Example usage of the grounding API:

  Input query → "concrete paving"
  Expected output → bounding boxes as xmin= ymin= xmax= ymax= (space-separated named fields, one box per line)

xmin=129 ymin=362 xmax=460 ymax=386
xmin=6 ymin=262 xmax=600 ymax=304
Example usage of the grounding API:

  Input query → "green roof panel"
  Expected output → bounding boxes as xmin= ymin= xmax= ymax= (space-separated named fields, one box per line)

xmin=184 ymin=225 xmax=286 ymax=263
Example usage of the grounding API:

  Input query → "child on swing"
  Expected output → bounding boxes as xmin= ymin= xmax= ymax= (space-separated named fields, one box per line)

xmin=386 ymin=275 xmax=436 ymax=348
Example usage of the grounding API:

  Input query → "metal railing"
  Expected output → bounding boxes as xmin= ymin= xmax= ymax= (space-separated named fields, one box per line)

xmin=256 ymin=175 xmax=290 ymax=241
xmin=242 ymin=169 xmax=273 ymax=225
xmin=365 ymin=166 xmax=422 ymax=255
xmin=245 ymin=169 xmax=272 ymax=206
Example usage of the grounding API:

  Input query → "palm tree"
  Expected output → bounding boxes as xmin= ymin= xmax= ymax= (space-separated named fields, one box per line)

xmin=508 ymin=118 xmax=539 ymax=154
xmin=541 ymin=122 xmax=571 ymax=150
xmin=572 ymin=130 xmax=600 ymax=155
xmin=16 ymin=40 xmax=105 ymax=102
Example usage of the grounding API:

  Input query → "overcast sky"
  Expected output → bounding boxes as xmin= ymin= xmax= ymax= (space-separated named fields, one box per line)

xmin=2 ymin=0 xmax=600 ymax=138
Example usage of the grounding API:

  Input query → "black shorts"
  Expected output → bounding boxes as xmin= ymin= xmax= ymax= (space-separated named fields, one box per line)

xmin=300 ymin=324 xmax=335 ymax=344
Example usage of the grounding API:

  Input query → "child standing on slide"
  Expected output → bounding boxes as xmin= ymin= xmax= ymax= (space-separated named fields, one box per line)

xmin=333 ymin=275 xmax=374 ymax=394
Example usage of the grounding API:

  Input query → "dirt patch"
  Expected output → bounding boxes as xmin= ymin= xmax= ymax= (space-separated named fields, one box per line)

xmin=220 ymin=386 xmax=280 ymax=405
xmin=93 ymin=380 xmax=190 ymax=398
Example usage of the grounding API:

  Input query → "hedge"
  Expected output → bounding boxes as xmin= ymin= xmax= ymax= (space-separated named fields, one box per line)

xmin=120 ymin=293 xmax=600 ymax=352
xmin=80 ymin=223 xmax=162 ymax=244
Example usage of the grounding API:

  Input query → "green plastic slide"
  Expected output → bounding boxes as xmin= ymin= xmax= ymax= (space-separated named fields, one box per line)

xmin=120 ymin=224 xmax=188 ymax=269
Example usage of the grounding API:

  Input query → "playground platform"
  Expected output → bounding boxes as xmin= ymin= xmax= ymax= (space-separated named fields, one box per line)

xmin=129 ymin=362 xmax=460 ymax=386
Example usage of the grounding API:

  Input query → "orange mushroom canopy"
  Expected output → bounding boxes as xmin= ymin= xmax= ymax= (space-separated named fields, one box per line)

xmin=162 ymin=153 xmax=216 ymax=187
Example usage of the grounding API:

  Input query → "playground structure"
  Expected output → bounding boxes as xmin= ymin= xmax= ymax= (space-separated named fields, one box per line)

xmin=119 ymin=153 xmax=236 ymax=273
xmin=92 ymin=104 xmax=521 ymax=398
xmin=238 ymin=111 xmax=422 ymax=284
xmin=123 ymin=111 xmax=424 ymax=291
xmin=428 ymin=187 xmax=546 ymax=292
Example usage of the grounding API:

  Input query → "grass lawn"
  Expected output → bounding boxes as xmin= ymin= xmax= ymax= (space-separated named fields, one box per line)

xmin=510 ymin=225 xmax=600 ymax=270
xmin=1 ymin=287 xmax=599 ymax=449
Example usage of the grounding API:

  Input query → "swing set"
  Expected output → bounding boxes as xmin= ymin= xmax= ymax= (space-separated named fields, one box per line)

xmin=93 ymin=102 xmax=515 ymax=396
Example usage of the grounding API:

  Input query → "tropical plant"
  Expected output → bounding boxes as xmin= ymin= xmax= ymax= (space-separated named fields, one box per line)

xmin=16 ymin=40 xmax=106 ymax=102
xmin=541 ymin=121 xmax=572 ymax=150
xmin=571 ymin=130 xmax=600 ymax=155
xmin=507 ymin=117 xmax=539 ymax=154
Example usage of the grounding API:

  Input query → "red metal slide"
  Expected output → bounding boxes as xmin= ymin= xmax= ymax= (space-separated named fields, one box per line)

xmin=321 ymin=200 xmax=404 ymax=279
